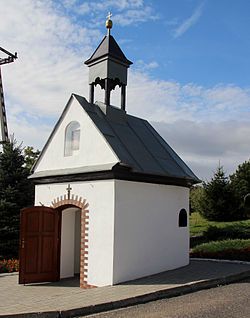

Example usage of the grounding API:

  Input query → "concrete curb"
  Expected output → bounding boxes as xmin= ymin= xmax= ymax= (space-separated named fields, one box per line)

xmin=190 ymin=258 xmax=250 ymax=265
xmin=2 ymin=268 xmax=250 ymax=318
xmin=0 ymin=272 xmax=18 ymax=277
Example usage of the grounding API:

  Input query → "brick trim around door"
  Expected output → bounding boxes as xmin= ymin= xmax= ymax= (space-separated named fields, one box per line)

xmin=51 ymin=195 xmax=95 ymax=288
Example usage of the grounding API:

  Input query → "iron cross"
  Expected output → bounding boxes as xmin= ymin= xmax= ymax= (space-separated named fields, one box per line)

xmin=66 ymin=184 xmax=72 ymax=200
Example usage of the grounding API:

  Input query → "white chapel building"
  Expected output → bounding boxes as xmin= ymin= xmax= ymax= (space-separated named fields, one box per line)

xmin=19 ymin=17 xmax=199 ymax=288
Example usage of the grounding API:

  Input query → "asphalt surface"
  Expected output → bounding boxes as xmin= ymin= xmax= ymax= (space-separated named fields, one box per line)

xmin=84 ymin=278 xmax=250 ymax=318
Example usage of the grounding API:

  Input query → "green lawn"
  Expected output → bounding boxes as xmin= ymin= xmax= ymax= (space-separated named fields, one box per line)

xmin=189 ymin=213 xmax=250 ymax=260
xmin=189 ymin=212 xmax=250 ymax=236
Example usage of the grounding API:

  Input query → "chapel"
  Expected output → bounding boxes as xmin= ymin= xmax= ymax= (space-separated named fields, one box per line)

xmin=19 ymin=15 xmax=199 ymax=288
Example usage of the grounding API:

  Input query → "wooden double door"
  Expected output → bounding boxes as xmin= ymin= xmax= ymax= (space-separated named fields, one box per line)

xmin=19 ymin=206 xmax=60 ymax=284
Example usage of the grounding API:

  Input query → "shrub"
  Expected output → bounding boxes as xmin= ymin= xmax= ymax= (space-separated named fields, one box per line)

xmin=192 ymin=239 xmax=250 ymax=254
xmin=191 ymin=247 xmax=250 ymax=261
xmin=0 ymin=259 xmax=19 ymax=273
xmin=204 ymin=224 xmax=250 ymax=241
xmin=190 ymin=239 xmax=250 ymax=261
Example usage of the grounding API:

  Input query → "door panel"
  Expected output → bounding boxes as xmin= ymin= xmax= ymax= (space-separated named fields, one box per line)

xmin=19 ymin=206 xmax=60 ymax=284
xmin=41 ymin=236 xmax=55 ymax=272
xmin=25 ymin=236 xmax=39 ymax=274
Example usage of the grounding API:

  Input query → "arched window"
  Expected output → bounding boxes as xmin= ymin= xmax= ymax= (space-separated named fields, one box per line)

xmin=178 ymin=209 xmax=187 ymax=227
xmin=64 ymin=121 xmax=80 ymax=156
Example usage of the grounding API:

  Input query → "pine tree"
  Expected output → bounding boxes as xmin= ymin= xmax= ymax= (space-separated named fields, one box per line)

xmin=0 ymin=139 xmax=34 ymax=259
xmin=200 ymin=165 xmax=236 ymax=221
xmin=230 ymin=159 xmax=250 ymax=219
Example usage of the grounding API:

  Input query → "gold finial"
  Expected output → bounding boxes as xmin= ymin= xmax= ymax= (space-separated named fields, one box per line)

xmin=106 ymin=12 xmax=113 ymax=35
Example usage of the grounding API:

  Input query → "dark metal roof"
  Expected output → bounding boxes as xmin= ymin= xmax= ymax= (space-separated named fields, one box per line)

xmin=84 ymin=35 xmax=132 ymax=66
xmin=74 ymin=94 xmax=200 ymax=184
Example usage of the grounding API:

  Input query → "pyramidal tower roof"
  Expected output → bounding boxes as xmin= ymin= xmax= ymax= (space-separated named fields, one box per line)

xmin=85 ymin=34 xmax=132 ymax=66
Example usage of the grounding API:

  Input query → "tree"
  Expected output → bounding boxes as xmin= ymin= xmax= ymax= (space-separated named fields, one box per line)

xmin=230 ymin=159 xmax=250 ymax=219
xmin=0 ymin=139 xmax=34 ymax=259
xmin=190 ymin=185 xmax=205 ymax=214
xmin=200 ymin=165 xmax=237 ymax=221
xmin=24 ymin=146 xmax=40 ymax=171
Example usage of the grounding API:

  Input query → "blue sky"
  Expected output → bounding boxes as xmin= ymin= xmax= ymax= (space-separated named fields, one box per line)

xmin=62 ymin=0 xmax=250 ymax=87
xmin=0 ymin=0 xmax=250 ymax=180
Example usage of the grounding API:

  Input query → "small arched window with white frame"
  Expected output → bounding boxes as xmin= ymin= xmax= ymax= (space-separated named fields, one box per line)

xmin=64 ymin=121 xmax=81 ymax=156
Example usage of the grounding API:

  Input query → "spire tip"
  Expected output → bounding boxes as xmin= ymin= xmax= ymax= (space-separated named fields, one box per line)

xmin=106 ymin=12 xmax=113 ymax=35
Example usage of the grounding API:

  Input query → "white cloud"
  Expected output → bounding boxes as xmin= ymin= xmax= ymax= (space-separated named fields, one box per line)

xmin=78 ymin=3 xmax=91 ymax=15
xmin=113 ymin=6 xmax=158 ymax=26
xmin=153 ymin=120 xmax=250 ymax=180
xmin=125 ymin=73 xmax=250 ymax=123
xmin=78 ymin=0 xmax=144 ymax=12
xmin=135 ymin=60 xmax=159 ymax=72
xmin=60 ymin=0 xmax=157 ymax=26
xmin=174 ymin=2 xmax=205 ymax=38
xmin=62 ymin=0 xmax=77 ymax=8
xmin=1 ymin=0 xmax=100 ymax=118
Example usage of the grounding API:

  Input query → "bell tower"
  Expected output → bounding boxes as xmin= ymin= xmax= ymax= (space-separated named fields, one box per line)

xmin=84 ymin=13 xmax=132 ymax=111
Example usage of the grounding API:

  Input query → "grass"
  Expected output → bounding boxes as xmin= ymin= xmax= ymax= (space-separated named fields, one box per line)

xmin=189 ymin=212 xmax=250 ymax=236
xmin=189 ymin=212 xmax=250 ymax=260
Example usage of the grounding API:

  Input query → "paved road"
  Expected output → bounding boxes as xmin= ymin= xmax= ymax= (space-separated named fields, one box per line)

xmin=85 ymin=278 xmax=250 ymax=318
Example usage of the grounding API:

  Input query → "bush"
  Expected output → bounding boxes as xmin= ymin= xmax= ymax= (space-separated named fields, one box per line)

xmin=0 ymin=259 xmax=19 ymax=273
xmin=192 ymin=239 xmax=250 ymax=253
xmin=190 ymin=239 xmax=250 ymax=261
xmin=204 ymin=224 xmax=250 ymax=241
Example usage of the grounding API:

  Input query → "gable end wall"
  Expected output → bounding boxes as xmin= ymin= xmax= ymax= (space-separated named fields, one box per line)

xmin=34 ymin=97 xmax=119 ymax=173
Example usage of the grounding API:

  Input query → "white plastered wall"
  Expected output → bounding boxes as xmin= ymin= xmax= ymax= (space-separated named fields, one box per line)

xmin=35 ymin=180 xmax=115 ymax=287
xmin=74 ymin=210 xmax=81 ymax=274
xmin=34 ymin=96 xmax=118 ymax=172
xmin=60 ymin=207 xmax=80 ymax=279
xmin=113 ymin=180 xmax=189 ymax=284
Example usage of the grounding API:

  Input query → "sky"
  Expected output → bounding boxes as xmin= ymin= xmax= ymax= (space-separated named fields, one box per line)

xmin=0 ymin=0 xmax=250 ymax=180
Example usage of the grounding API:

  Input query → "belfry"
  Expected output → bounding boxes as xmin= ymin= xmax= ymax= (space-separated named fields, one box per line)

xmin=84 ymin=13 xmax=132 ymax=110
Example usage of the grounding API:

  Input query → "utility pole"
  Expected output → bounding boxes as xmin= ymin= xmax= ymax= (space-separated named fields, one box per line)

xmin=0 ymin=47 xmax=17 ymax=142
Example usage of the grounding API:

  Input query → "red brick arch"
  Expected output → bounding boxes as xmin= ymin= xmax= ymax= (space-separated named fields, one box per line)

xmin=51 ymin=195 xmax=94 ymax=288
